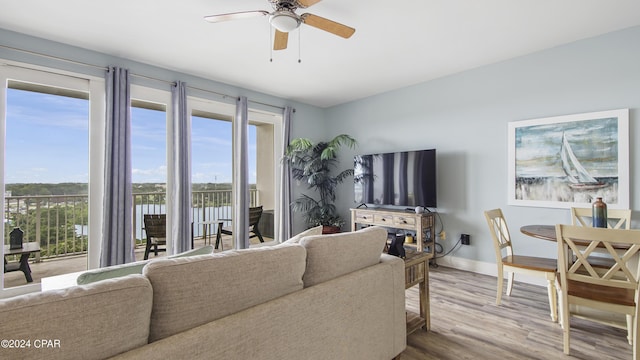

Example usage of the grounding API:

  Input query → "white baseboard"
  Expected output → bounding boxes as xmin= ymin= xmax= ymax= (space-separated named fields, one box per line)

xmin=433 ymin=255 xmax=549 ymax=288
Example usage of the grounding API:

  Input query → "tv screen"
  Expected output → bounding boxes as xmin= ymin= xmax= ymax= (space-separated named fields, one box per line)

xmin=354 ymin=149 xmax=437 ymax=208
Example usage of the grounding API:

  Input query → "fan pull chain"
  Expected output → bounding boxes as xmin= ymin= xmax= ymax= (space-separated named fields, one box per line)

xmin=269 ymin=25 xmax=273 ymax=62
xmin=298 ymin=28 xmax=302 ymax=63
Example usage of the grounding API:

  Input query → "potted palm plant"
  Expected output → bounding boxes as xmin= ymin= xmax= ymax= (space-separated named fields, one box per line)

xmin=284 ymin=134 xmax=357 ymax=233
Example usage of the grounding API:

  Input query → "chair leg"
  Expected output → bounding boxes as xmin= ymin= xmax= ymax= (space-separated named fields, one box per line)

xmin=144 ymin=243 xmax=151 ymax=260
xmin=633 ymin=313 xmax=639 ymax=360
xmin=561 ymin=292 xmax=571 ymax=354
xmin=546 ymin=276 xmax=558 ymax=322
xmin=627 ymin=314 xmax=634 ymax=345
xmin=496 ymin=266 xmax=504 ymax=305
xmin=253 ymin=227 xmax=265 ymax=243
xmin=215 ymin=222 xmax=223 ymax=250
xmin=506 ymin=272 xmax=515 ymax=296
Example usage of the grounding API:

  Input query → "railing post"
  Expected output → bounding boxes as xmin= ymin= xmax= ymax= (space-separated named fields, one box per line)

xmin=200 ymin=193 xmax=206 ymax=240
xmin=35 ymin=201 xmax=41 ymax=262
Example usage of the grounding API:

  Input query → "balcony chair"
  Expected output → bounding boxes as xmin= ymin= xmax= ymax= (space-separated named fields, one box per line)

xmin=556 ymin=224 xmax=640 ymax=357
xmin=215 ymin=206 xmax=265 ymax=250
xmin=484 ymin=208 xmax=558 ymax=322
xmin=143 ymin=214 xmax=167 ymax=260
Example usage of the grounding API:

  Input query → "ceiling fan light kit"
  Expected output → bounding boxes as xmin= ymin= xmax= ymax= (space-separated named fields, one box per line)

xmin=269 ymin=11 xmax=301 ymax=32
xmin=204 ymin=0 xmax=355 ymax=51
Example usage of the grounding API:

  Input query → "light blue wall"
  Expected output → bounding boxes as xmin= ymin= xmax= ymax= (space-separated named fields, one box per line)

xmin=325 ymin=26 xmax=640 ymax=265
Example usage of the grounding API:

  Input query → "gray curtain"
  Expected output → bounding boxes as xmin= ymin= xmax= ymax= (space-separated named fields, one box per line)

xmin=277 ymin=106 xmax=293 ymax=242
xmin=171 ymin=81 xmax=192 ymax=254
xmin=101 ymin=66 xmax=134 ymax=267
xmin=233 ymin=96 xmax=250 ymax=249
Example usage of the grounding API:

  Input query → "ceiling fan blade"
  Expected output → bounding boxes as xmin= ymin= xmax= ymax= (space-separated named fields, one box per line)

xmin=273 ymin=30 xmax=289 ymax=50
xmin=301 ymin=13 xmax=355 ymax=39
xmin=204 ymin=10 xmax=269 ymax=23
xmin=297 ymin=0 xmax=322 ymax=8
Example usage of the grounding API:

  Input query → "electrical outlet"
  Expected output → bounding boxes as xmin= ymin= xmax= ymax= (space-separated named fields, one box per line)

xmin=439 ymin=231 xmax=446 ymax=240
xmin=461 ymin=234 xmax=470 ymax=245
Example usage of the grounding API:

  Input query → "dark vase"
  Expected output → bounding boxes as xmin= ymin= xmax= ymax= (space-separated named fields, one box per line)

xmin=9 ymin=227 xmax=23 ymax=249
xmin=592 ymin=197 xmax=608 ymax=228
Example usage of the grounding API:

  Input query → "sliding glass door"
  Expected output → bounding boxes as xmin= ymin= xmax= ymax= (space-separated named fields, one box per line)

xmin=1 ymin=65 xmax=104 ymax=294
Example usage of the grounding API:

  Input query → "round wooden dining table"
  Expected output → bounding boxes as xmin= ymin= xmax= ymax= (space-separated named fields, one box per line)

xmin=520 ymin=224 xmax=631 ymax=250
xmin=520 ymin=224 xmax=556 ymax=241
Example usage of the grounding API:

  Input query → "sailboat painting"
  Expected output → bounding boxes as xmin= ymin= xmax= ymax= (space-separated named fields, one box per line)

xmin=508 ymin=109 xmax=629 ymax=209
xmin=560 ymin=132 xmax=608 ymax=190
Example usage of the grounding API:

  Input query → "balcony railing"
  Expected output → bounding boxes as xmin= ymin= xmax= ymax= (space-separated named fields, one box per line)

xmin=4 ymin=189 xmax=258 ymax=260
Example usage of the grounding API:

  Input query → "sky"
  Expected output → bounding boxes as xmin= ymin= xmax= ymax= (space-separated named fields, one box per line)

xmin=5 ymin=88 xmax=257 ymax=184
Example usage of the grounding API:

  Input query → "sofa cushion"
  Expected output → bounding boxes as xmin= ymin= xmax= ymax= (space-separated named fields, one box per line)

xmin=76 ymin=245 xmax=214 ymax=285
xmin=281 ymin=225 xmax=323 ymax=244
xmin=144 ymin=244 xmax=306 ymax=342
xmin=300 ymin=226 xmax=388 ymax=287
xmin=0 ymin=275 xmax=152 ymax=360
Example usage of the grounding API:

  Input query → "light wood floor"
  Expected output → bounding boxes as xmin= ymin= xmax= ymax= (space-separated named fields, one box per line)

xmin=403 ymin=266 xmax=631 ymax=360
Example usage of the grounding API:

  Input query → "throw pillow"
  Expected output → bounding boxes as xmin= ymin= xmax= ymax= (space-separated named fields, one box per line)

xmin=76 ymin=245 xmax=214 ymax=285
xmin=282 ymin=225 xmax=324 ymax=244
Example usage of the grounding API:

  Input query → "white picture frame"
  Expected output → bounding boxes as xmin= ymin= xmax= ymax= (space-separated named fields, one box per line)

xmin=507 ymin=109 xmax=629 ymax=209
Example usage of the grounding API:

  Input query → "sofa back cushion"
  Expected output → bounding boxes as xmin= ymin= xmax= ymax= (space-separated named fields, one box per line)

xmin=0 ymin=275 xmax=152 ymax=360
xmin=144 ymin=244 xmax=306 ymax=342
xmin=76 ymin=245 xmax=214 ymax=285
xmin=300 ymin=226 xmax=388 ymax=287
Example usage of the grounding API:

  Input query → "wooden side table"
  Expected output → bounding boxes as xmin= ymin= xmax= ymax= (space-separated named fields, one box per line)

xmin=404 ymin=250 xmax=430 ymax=333
xmin=4 ymin=242 xmax=41 ymax=283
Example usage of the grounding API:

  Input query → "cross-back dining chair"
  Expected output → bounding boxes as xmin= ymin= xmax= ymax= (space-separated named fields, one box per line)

xmin=571 ymin=207 xmax=633 ymax=278
xmin=484 ymin=209 xmax=558 ymax=322
xmin=143 ymin=214 xmax=167 ymax=260
xmin=556 ymin=224 xmax=640 ymax=357
xmin=571 ymin=207 xmax=632 ymax=230
xmin=215 ymin=206 xmax=265 ymax=250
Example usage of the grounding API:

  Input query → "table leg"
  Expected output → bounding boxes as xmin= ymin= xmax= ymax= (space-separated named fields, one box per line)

xmin=18 ymin=253 xmax=33 ymax=283
xmin=422 ymin=263 xmax=430 ymax=330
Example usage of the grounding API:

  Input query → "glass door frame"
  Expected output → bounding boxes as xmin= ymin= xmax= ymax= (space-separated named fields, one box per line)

xmin=0 ymin=62 xmax=105 ymax=297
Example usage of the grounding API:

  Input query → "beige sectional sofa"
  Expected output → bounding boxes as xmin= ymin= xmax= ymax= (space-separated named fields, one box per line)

xmin=0 ymin=226 xmax=406 ymax=360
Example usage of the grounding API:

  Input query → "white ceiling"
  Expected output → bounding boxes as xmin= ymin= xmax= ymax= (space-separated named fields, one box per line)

xmin=1 ymin=0 xmax=640 ymax=108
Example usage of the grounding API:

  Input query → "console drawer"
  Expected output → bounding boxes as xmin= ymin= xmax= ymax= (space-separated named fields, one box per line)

xmin=373 ymin=214 xmax=393 ymax=225
xmin=394 ymin=215 xmax=416 ymax=227
xmin=354 ymin=213 xmax=374 ymax=224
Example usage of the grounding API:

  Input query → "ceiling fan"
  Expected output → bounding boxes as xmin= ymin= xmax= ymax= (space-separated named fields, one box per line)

xmin=204 ymin=0 xmax=355 ymax=51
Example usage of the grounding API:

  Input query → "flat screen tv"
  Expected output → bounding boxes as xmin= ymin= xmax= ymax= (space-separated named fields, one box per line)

xmin=354 ymin=149 xmax=437 ymax=208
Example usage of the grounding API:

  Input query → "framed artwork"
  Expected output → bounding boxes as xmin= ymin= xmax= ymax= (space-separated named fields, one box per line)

xmin=508 ymin=109 xmax=629 ymax=209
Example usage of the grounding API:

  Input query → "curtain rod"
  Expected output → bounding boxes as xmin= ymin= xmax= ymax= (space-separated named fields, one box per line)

xmin=0 ymin=43 xmax=287 ymax=111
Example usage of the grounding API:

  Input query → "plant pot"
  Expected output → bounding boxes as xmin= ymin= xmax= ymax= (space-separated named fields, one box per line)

xmin=322 ymin=225 xmax=341 ymax=234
